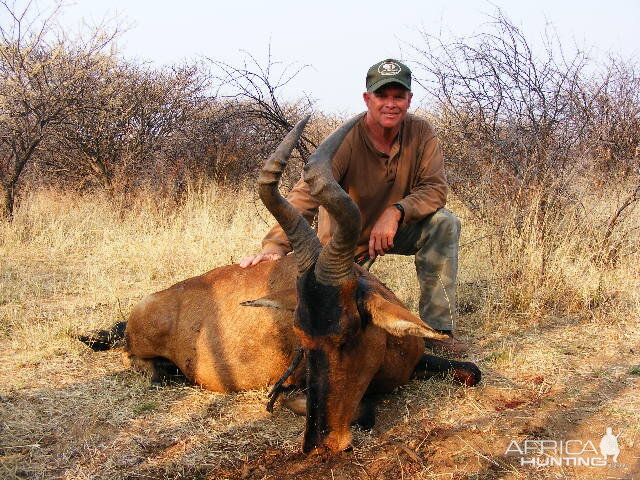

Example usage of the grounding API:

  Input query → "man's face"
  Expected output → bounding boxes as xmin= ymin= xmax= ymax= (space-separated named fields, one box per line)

xmin=363 ymin=85 xmax=412 ymax=130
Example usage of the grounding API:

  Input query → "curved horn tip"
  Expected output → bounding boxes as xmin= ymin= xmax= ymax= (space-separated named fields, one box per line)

xmin=295 ymin=114 xmax=311 ymax=132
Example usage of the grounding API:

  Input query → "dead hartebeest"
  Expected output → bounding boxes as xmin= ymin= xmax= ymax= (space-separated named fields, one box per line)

xmin=79 ymin=115 xmax=480 ymax=453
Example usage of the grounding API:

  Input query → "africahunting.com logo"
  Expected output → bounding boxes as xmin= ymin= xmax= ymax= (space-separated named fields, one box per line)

xmin=505 ymin=427 xmax=624 ymax=467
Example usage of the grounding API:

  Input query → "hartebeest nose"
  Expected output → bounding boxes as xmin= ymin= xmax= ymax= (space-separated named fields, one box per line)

xmin=304 ymin=437 xmax=353 ymax=455
xmin=324 ymin=430 xmax=353 ymax=453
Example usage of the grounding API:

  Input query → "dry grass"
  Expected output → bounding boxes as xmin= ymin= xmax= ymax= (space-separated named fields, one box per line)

xmin=1 ymin=186 xmax=639 ymax=479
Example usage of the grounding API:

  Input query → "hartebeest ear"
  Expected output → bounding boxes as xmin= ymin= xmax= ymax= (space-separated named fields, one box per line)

xmin=240 ymin=288 xmax=298 ymax=311
xmin=365 ymin=292 xmax=449 ymax=340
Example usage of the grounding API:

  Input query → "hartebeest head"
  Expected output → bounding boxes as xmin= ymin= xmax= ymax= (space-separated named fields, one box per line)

xmin=258 ymin=115 xmax=450 ymax=453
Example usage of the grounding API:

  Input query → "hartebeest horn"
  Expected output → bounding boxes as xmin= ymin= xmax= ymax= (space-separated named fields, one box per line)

xmin=258 ymin=115 xmax=322 ymax=275
xmin=304 ymin=114 xmax=364 ymax=285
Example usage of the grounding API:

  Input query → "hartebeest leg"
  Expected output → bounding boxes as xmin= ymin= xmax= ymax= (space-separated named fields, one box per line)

xmin=353 ymin=396 xmax=376 ymax=430
xmin=280 ymin=387 xmax=307 ymax=415
xmin=266 ymin=347 xmax=304 ymax=413
xmin=413 ymin=354 xmax=481 ymax=386
xmin=125 ymin=354 xmax=184 ymax=386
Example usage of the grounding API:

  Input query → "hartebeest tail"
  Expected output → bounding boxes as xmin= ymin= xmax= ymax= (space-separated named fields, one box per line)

xmin=77 ymin=321 xmax=127 ymax=351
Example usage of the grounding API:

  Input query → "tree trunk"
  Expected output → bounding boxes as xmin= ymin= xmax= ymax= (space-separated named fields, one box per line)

xmin=1 ymin=141 xmax=40 ymax=218
xmin=0 ymin=182 xmax=14 ymax=218
xmin=85 ymin=153 xmax=113 ymax=192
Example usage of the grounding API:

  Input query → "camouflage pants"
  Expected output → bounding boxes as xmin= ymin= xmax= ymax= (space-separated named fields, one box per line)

xmin=358 ymin=208 xmax=460 ymax=331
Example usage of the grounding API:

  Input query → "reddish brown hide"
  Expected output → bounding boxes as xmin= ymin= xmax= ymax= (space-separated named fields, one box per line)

xmin=119 ymin=253 xmax=449 ymax=397
xmin=79 ymin=252 xmax=479 ymax=453
xmin=124 ymin=254 xmax=301 ymax=392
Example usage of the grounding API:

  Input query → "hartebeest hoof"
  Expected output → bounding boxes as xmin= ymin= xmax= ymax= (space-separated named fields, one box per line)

xmin=414 ymin=354 xmax=482 ymax=386
xmin=452 ymin=362 xmax=482 ymax=386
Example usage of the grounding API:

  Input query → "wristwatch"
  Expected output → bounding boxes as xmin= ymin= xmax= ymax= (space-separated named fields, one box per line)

xmin=392 ymin=203 xmax=405 ymax=223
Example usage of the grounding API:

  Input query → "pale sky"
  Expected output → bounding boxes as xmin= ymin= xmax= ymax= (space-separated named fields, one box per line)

xmin=50 ymin=0 xmax=640 ymax=114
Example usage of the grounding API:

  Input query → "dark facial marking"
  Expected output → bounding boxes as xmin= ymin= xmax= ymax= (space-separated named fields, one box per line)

xmin=295 ymin=269 xmax=343 ymax=336
xmin=303 ymin=348 xmax=330 ymax=453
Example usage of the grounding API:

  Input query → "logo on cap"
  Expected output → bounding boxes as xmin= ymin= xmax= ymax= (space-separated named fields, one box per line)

xmin=378 ymin=61 xmax=401 ymax=76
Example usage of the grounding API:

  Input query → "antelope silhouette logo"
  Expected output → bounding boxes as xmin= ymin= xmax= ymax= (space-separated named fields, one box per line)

xmin=599 ymin=427 xmax=621 ymax=463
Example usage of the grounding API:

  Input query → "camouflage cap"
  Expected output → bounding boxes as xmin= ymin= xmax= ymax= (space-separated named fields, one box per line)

xmin=366 ymin=59 xmax=411 ymax=92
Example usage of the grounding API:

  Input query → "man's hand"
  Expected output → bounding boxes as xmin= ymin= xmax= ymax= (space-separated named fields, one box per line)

xmin=368 ymin=206 xmax=402 ymax=259
xmin=239 ymin=253 xmax=282 ymax=268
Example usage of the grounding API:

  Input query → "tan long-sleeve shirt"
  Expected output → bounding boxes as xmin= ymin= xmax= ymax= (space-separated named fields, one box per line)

xmin=262 ymin=113 xmax=448 ymax=259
